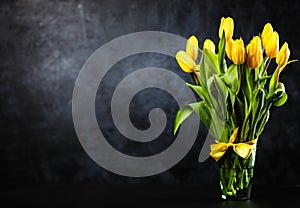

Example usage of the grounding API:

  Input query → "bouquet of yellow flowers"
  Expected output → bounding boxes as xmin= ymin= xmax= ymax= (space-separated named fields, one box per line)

xmin=174 ymin=17 xmax=296 ymax=200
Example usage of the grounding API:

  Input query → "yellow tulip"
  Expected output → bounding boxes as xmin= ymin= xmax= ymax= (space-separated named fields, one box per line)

xmin=219 ymin=17 xmax=234 ymax=41
xmin=186 ymin=35 xmax=199 ymax=61
xmin=265 ymin=31 xmax=279 ymax=58
xmin=261 ymin=23 xmax=273 ymax=49
xmin=203 ymin=39 xmax=216 ymax=53
xmin=226 ymin=38 xmax=234 ymax=60
xmin=231 ymin=38 xmax=246 ymax=65
xmin=246 ymin=36 xmax=263 ymax=68
xmin=276 ymin=42 xmax=290 ymax=67
xmin=176 ymin=50 xmax=197 ymax=73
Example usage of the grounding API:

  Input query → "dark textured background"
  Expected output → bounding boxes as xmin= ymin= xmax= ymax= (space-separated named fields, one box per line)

xmin=0 ymin=0 xmax=299 ymax=189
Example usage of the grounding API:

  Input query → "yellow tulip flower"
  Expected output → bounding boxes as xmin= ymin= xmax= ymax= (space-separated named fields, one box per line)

xmin=186 ymin=35 xmax=199 ymax=61
xmin=276 ymin=42 xmax=290 ymax=67
xmin=219 ymin=17 xmax=234 ymax=41
xmin=231 ymin=38 xmax=246 ymax=65
xmin=261 ymin=23 xmax=273 ymax=49
xmin=203 ymin=39 xmax=216 ymax=54
xmin=265 ymin=31 xmax=279 ymax=58
xmin=246 ymin=36 xmax=263 ymax=68
xmin=226 ymin=38 xmax=234 ymax=60
xmin=176 ymin=50 xmax=197 ymax=73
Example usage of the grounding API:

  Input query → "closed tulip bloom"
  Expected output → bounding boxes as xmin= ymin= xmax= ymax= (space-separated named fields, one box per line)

xmin=186 ymin=35 xmax=199 ymax=61
xmin=226 ymin=38 xmax=234 ymax=60
xmin=261 ymin=23 xmax=273 ymax=49
xmin=265 ymin=31 xmax=279 ymax=58
xmin=247 ymin=36 xmax=263 ymax=68
xmin=219 ymin=17 xmax=234 ymax=41
xmin=276 ymin=42 xmax=290 ymax=67
xmin=176 ymin=50 xmax=197 ymax=73
xmin=231 ymin=38 xmax=246 ymax=65
xmin=203 ymin=39 xmax=216 ymax=53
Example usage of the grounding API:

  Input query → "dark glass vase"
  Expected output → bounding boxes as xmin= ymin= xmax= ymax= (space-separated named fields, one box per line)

xmin=218 ymin=148 xmax=256 ymax=200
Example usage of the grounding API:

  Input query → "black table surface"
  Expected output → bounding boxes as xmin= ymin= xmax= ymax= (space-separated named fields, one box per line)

xmin=1 ymin=183 xmax=299 ymax=207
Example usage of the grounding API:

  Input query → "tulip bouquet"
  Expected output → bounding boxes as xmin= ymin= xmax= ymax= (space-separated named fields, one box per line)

xmin=174 ymin=17 xmax=296 ymax=199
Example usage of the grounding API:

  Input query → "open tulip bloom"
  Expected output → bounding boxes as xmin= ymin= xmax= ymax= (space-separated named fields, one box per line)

xmin=174 ymin=17 xmax=297 ymax=199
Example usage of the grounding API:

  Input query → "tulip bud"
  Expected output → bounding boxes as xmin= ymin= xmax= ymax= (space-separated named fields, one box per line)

xmin=186 ymin=35 xmax=199 ymax=61
xmin=261 ymin=23 xmax=273 ymax=49
xmin=231 ymin=38 xmax=246 ymax=65
xmin=219 ymin=17 xmax=234 ymax=41
xmin=265 ymin=31 xmax=279 ymax=58
xmin=176 ymin=50 xmax=197 ymax=73
xmin=203 ymin=39 xmax=216 ymax=54
xmin=246 ymin=36 xmax=263 ymax=68
xmin=226 ymin=38 xmax=234 ymax=60
xmin=276 ymin=42 xmax=290 ymax=67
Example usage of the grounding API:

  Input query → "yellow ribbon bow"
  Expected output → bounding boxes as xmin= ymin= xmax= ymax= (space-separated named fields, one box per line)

xmin=210 ymin=128 xmax=257 ymax=162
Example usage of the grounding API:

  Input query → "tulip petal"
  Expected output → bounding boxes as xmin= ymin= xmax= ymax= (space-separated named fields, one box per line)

xmin=203 ymin=39 xmax=216 ymax=54
xmin=261 ymin=23 xmax=273 ymax=48
xmin=265 ymin=31 xmax=279 ymax=58
xmin=246 ymin=36 xmax=263 ymax=68
xmin=219 ymin=17 xmax=234 ymax=40
xmin=276 ymin=42 xmax=290 ymax=67
xmin=186 ymin=35 xmax=199 ymax=61
xmin=232 ymin=38 xmax=246 ymax=65
xmin=225 ymin=38 xmax=234 ymax=60
xmin=176 ymin=50 xmax=197 ymax=73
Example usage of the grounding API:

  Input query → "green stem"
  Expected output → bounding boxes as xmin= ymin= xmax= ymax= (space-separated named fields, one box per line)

xmin=261 ymin=58 xmax=271 ymax=77
xmin=240 ymin=169 xmax=244 ymax=190
xmin=240 ymin=103 xmax=252 ymax=142
xmin=190 ymin=73 xmax=196 ymax=85
xmin=219 ymin=151 xmax=256 ymax=197
xmin=276 ymin=66 xmax=282 ymax=86
xmin=236 ymin=64 xmax=242 ymax=95
xmin=254 ymin=66 xmax=259 ymax=82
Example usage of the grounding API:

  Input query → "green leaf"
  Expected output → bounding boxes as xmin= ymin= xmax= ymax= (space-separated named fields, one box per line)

xmin=197 ymin=102 xmax=212 ymax=134
xmin=214 ymin=75 xmax=229 ymax=113
xmin=199 ymin=49 xmax=220 ymax=91
xmin=218 ymin=31 xmax=226 ymax=73
xmin=209 ymin=75 xmax=229 ymax=140
xmin=273 ymin=82 xmax=288 ymax=107
xmin=240 ymin=65 xmax=252 ymax=104
xmin=250 ymin=89 xmax=264 ymax=121
xmin=203 ymin=49 xmax=218 ymax=75
xmin=259 ymin=56 xmax=269 ymax=76
xmin=258 ymin=75 xmax=271 ymax=90
xmin=258 ymin=75 xmax=271 ymax=82
xmin=250 ymin=88 xmax=266 ymax=139
xmin=245 ymin=66 xmax=255 ymax=97
xmin=188 ymin=102 xmax=217 ymax=138
xmin=186 ymin=83 xmax=210 ymax=105
xmin=222 ymin=64 xmax=238 ymax=93
xmin=228 ymin=88 xmax=236 ymax=108
xmin=257 ymin=107 xmax=271 ymax=137
xmin=173 ymin=101 xmax=214 ymax=136
xmin=274 ymin=92 xmax=288 ymax=106
xmin=199 ymin=53 xmax=208 ymax=90
xmin=268 ymin=67 xmax=280 ymax=94
xmin=173 ymin=105 xmax=194 ymax=135
xmin=210 ymin=108 xmax=225 ymax=140
xmin=207 ymin=76 xmax=219 ymax=111
xmin=227 ymin=89 xmax=236 ymax=126
xmin=273 ymin=82 xmax=286 ymax=94
xmin=279 ymin=59 xmax=298 ymax=73
xmin=244 ymin=119 xmax=250 ymax=140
